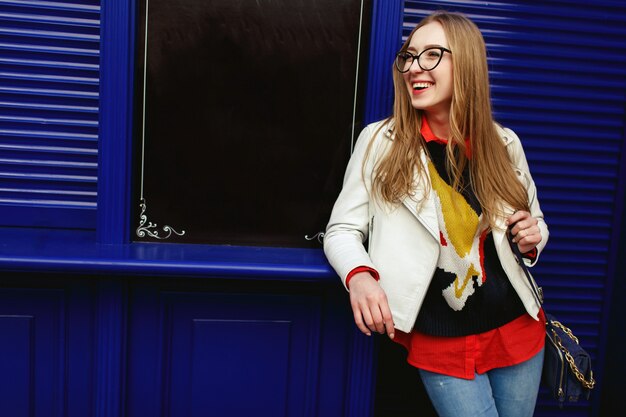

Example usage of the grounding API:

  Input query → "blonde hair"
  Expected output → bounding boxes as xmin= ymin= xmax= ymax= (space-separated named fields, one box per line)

xmin=369 ymin=11 xmax=529 ymax=227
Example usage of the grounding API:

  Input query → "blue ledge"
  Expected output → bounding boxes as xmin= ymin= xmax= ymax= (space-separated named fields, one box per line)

xmin=0 ymin=228 xmax=336 ymax=281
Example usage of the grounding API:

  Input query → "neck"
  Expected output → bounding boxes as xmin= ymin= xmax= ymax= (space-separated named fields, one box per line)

xmin=424 ymin=112 xmax=450 ymax=140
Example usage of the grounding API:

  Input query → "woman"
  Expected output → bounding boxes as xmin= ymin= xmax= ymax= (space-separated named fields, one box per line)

xmin=324 ymin=11 xmax=548 ymax=417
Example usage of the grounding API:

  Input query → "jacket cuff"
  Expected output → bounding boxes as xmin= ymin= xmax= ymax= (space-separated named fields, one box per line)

xmin=523 ymin=247 xmax=537 ymax=261
xmin=346 ymin=266 xmax=380 ymax=289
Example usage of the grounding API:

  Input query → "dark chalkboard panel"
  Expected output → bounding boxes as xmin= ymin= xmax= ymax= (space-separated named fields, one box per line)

xmin=133 ymin=0 xmax=371 ymax=246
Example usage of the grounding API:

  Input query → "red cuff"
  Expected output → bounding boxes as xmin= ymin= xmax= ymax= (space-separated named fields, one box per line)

xmin=523 ymin=247 xmax=537 ymax=262
xmin=346 ymin=266 xmax=379 ymax=289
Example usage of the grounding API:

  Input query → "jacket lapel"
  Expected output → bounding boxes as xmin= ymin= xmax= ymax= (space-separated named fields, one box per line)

xmin=401 ymin=150 xmax=439 ymax=242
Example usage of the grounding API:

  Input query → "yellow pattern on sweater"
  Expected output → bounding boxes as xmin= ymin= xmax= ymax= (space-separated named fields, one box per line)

xmin=427 ymin=161 xmax=485 ymax=311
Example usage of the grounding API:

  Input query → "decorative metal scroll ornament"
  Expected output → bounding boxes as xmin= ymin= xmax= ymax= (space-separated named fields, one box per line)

xmin=304 ymin=231 xmax=325 ymax=244
xmin=136 ymin=198 xmax=185 ymax=240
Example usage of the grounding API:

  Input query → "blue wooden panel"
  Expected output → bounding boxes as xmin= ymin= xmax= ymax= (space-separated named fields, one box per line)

xmin=0 ymin=279 xmax=95 ymax=417
xmin=0 ymin=0 xmax=100 ymax=229
xmin=189 ymin=320 xmax=291 ymax=416
xmin=0 ymin=227 xmax=335 ymax=281
xmin=97 ymin=0 xmax=136 ymax=243
xmin=164 ymin=292 xmax=321 ymax=417
xmin=0 ymin=287 xmax=65 ymax=417
xmin=65 ymin=281 xmax=96 ymax=417
xmin=0 ymin=204 xmax=95 ymax=229
xmin=0 ymin=315 xmax=33 ymax=417
xmin=126 ymin=281 xmax=365 ymax=417
xmin=363 ymin=0 xmax=404 ymax=125
xmin=93 ymin=280 xmax=126 ymax=417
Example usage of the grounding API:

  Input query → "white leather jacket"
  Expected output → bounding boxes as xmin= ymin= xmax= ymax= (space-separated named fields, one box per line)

xmin=323 ymin=120 xmax=548 ymax=333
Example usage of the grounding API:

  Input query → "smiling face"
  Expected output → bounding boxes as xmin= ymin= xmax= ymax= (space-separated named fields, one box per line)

xmin=403 ymin=22 xmax=453 ymax=120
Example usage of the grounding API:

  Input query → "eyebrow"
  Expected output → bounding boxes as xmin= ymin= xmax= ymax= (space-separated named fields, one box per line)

xmin=407 ymin=44 xmax=448 ymax=52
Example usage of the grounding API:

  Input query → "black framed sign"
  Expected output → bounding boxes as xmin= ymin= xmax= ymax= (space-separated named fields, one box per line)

xmin=133 ymin=0 xmax=371 ymax=247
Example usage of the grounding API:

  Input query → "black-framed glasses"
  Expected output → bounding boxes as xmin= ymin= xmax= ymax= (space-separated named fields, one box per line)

xmin=394 ymin=47 xmax=452 ymax=73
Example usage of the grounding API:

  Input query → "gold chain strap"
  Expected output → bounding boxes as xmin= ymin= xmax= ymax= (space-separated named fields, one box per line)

xmin=549 ymin=320 xmax=596 ymax=390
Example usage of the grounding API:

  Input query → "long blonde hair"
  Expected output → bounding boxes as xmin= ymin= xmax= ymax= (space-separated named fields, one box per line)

xmin=370 ymin=11 xmax=529 ymax=227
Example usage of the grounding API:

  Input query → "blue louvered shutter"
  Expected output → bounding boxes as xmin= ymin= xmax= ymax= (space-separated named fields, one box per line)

xmin=402 ymin=1 xmax=626 ymax=416
xmin=0 ymin=0 xmax=99 ymax=229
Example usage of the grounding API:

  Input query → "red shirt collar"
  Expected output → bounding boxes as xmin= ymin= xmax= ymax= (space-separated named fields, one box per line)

xmin=420 ymin=116 xmax=444 ymax=143
xmin=420 ymin=117 xmax=472 ymax=157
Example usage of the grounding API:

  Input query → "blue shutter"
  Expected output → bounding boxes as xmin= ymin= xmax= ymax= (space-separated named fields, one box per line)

xmin=0 ymin=0 xmax=100 ymax=229
xmin=402 ymin=1 xmax=626 ymax=416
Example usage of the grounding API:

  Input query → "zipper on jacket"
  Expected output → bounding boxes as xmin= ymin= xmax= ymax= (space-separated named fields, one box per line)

xmin=369 ymin=216 xmax=375 ymax=244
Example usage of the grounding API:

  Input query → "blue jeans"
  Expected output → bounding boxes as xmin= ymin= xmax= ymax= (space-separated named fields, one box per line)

xmin=418 ymin=348 xmax=544 ymax=417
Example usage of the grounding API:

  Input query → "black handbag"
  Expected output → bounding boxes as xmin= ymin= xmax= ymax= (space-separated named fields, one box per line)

xmin=543 ymin=313 xmax=595 ymax=403
xmin=508 ymin=230 xmax=595 ymax=405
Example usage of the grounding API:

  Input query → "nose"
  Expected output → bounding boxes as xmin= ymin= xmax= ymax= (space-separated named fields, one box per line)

xmin=408 ymin=58 xmax=423 ymax=73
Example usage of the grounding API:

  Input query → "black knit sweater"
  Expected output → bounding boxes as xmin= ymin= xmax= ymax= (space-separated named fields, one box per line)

xmin=413 ymin=141 xmax=526 ymax=336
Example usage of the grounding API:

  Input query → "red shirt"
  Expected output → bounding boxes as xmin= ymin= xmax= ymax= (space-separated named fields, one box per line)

xmin=393 ymin=310 xmax=545 ymax=379
xmin=348 ymin=264 xmax=545 ymax=379
xmin=346 ymin=117 xmax=544 ymax=379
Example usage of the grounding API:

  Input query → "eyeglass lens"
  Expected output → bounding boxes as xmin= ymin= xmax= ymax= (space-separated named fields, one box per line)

xmin=395 ymin=47 xmax=447 ymax=72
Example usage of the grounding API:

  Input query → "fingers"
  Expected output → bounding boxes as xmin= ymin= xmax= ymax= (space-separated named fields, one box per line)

xmin=350 ymin=289 xmax=395 ymax=339
xmin=508 ymin=211 xmax=537 ymax=239
xmin=512 ymin=223 xmax=540 ymax=243
xmin=517 ymin=231 xmax=542 ymax=253
xmin=361 ymin=293 xmax=386 ymax=334
xmin=381 ymin=302 xmax=395 ymax=340
xmin=352 ymin=305 xmax=373 ymax=336
xmin=507 ymin=211 xmax=536 ymax=235
xmin=507 ymin=211 xmax=542 ymax=253
xmin=506 ymin=210 xmax=528 ymax=228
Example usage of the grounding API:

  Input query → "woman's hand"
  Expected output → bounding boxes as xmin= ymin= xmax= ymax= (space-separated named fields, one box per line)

xmin=507 ymin=210 xmax=542 ymax=254
xmin=349 ymin=272 xmax=395 ymax=339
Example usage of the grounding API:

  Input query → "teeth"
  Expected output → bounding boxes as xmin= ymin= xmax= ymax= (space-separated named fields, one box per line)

xmin=413 ymin=82 xmax=433 ymax=90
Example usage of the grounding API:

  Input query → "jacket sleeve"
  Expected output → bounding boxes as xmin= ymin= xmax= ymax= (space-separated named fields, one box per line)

xmin=503 ymin=127 xmax=549 ymax=267
xmin=324 ymin=123 xmax=380 ymax=290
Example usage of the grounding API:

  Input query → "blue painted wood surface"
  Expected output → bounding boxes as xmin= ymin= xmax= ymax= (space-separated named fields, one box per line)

xmin=97 ymin=0 xmax=136 ymax=244
xmin=0 ymin=226 xmax=377 ymax=416
xmin=0 ymin=268 xmax=369 ymax=417
xmin=0 ymin=228 xmax=335 ymax=281
xmin=0 ymin=0 xmax=100 ymax=231
xmin=0 ymin=278 xmax=95 ymax=417
xmin=124 ymin=287 xmax=346 ymax=417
